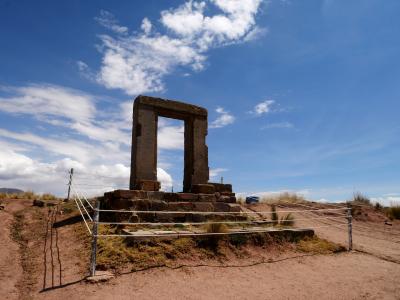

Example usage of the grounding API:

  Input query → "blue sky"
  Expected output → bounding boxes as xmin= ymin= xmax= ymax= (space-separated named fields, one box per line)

xmin=0 ymin=0 xmax=399 ymax=204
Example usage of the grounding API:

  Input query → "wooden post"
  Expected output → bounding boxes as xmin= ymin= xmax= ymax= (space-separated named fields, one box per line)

xmin=90 ymin=200 xmax=100 ymax=276
xmin=66 ymin=168 xmax=74 ymax=201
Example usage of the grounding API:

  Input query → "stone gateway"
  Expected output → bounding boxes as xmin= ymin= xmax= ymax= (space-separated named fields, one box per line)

xmin=103 ymin=95 xmax=240 ymax=218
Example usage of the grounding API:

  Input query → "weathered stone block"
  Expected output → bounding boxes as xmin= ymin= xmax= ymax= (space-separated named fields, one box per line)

xmin=209 ymin=183 xmax=232 ymax=193
xmin=191 ymin=184 xmax=215 ymax=194
xmin=135 ymin=180 xmax=160 ymax=191
xmin=213 ymin=202 xmax=229 ymax=212
xmin=168 ymin=202 xmax=193 ymax=211
xmin=113 ymin=189 xmax=147 ymax=199
xmin=193 ymin=202 xmax=214 ymax=212
xmin=146 ymin=191 xmax=165 ymax=200
xmin=221 ymin=192 xmax=235 ymax=197
xmin=198 ymin=194 xmax=217 ymax=202
xmin=227 ymin=203 xmax=241 ymax=212
xmin=163 ymin=192 xmax=179 ymax=202
xmin=217 ymin=195 xmax=236 ymax=203
xmin=177 ymin=193 xmax=199 ymax=201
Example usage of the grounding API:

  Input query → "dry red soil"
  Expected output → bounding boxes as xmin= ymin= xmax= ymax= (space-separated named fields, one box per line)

xmin=1 ymin=198 xmax=399 ymax=300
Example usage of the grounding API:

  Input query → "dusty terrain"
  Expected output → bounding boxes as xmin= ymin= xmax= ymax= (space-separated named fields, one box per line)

xmin=0 ymin=198 xmax=399 ymax=300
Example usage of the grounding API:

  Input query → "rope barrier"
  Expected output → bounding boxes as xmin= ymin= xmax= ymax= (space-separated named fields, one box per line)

xmin=95 ymin=223 xmax=349 ymax=238
xmin=73 ymin=186 xmax=94 ymax=210
xmin=94 ymin=207 xmax=348 ymax=215
xmin=73 ymin=197 xmax=92 ymax=234
xmin=71 ymin=186 xmax=93 ymax=221
xmin=97 ymin=215 xmax=347 ymax=227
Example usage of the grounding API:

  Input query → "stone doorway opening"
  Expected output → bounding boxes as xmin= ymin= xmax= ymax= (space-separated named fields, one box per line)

xmin=157 ymin=117 xmax=184 ymax=192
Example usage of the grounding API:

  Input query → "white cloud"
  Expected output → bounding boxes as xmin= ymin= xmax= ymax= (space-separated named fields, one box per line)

xmin=261 ymin=121 xmax=293 ymax=129
xmin=157 ymin=167 xmax=173 ymax=191
xmin=370 ymin=196 xmax=400 ymax=207
xmin=210 ymin=106 xmax=235 ymax=128
xmin=93 ymin=1 xmax=264 ymax=95
xmin=243 ymin=26 xmax=268 ymax=42
xmin=0 ymin=84 xmax=95 ymax=124
xmin=141 ymin=17 xmax=152 ymax=35
xmin=158 ymin=125 xmax=184 ymax=150
xmin=95 ymin=10 xmax=128 ymax=35
xmin=0 ymin=83 xmax=180 ymax=196
xmin=209 ymin=167 xmax=228 ymax=179
xmin=251 ymin=99 xmax=275 ymax=116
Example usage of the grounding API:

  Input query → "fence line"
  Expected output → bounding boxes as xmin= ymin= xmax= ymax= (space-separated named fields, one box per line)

xmin=73 ymin=197 xmax=92 ymax=235
xmin=97 ymin=216 xmax=348 ymax=227
xmin=68 ymin=172 xmax=354 ymax=276
xmin=95 ymin=207 xmax=347 ymax=215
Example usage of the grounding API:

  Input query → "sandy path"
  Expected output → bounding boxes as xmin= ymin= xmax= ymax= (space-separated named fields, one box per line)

xmin=3 ymin=200 xmax=400 ymax=299
xmin=37 ymin=252 xmax=400 ymax=300
xmin=271 ymin=204 xmax=400 ymax=263
xmin=0 ymin=199 xmax=27 ymax=300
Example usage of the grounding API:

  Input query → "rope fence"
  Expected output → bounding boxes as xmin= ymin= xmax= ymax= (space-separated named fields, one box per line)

xmin=67 ymin=170 xmax=355 ymax=276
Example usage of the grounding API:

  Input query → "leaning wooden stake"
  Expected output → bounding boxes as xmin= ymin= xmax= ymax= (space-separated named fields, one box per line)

xmin=347 ymin=206 xmax=353 ymax=251
xmin=90 ymin=200 xmax=100 ymax=276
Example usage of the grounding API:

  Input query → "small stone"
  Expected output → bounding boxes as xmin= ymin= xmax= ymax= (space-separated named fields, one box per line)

xmin=33 ymin=199 xmax=45 ymax=207
xmin=86 ymin=271 xmax=115 ymax=283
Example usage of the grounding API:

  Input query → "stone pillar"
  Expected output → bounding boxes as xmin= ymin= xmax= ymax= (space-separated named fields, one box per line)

xmin=192 ymin=117 xmax=209 ymax=185
xmin=130 ymin=103 xmax=158 ymax=190
xmin=183 ymin=118 xmax=194 ymax=192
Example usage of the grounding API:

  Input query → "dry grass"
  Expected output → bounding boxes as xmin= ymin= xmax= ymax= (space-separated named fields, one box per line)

xmin=261 ymin=192 xmax=307 ymax=204
xmin=350 ymin=192 xmax=371 ymax=206
xmin=387 ymin=203 xmax=400 ymax=220
xmin=0 ymin=191 xmax=60 ymax=201
xmin=296 ymin=236 xmax=346 ymax=254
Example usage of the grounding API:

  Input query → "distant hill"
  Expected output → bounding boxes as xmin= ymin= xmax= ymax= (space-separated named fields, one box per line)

xmin=0 ymin=188 xmax=24 ymax=194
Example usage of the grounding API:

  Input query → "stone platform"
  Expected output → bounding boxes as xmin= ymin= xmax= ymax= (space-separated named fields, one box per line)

xmin=101 ymin=183 xmax=242 ymax=223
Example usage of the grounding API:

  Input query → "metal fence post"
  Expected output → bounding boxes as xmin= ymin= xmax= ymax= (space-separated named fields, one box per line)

xmin=66 ymin=168 xmax=74 ymax=201
xmin=347 ymin=206 xmax=353 ymax=251
xmin=90 ymin=200 xmax=100 ymax=276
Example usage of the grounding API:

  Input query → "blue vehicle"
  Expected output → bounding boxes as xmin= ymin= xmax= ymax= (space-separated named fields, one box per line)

xmin=245 ymin=196 xmax=260 ymax=204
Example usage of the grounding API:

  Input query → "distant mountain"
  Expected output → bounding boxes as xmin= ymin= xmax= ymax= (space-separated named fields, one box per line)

xmin=0 ymin=188 xmax=24 ymax=194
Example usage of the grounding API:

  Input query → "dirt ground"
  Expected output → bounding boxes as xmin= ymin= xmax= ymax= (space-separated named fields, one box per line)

xmin=1 ymin=198 xmax=399 ymax=300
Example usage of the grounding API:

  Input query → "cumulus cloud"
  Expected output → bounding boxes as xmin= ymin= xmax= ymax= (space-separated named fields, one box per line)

xmin=210 ymin=106 xmax=235 ymax=128
xmin=158 ymin=124 xmax=184 ymax=150
xmin=0 ymin=84 xmax=95 ymax=124
xmin=0 ymin=84 xmax=178 ymax=196
xmin=93 ymin=1 xmax=264 ymax=95
xmin=251 ymin=99 xmax=275 ymax=116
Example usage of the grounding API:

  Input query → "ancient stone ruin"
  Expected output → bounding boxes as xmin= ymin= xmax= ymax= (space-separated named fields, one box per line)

xmin=103 ymin=95 xmax=241 ymax=221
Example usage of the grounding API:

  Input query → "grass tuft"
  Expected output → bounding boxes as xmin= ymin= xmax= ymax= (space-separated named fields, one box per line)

xmin=261 ymin=192 xmax=307 ymax=204
xmin=351 ymin=192 xmax=371 ymax=206
xmin=386 ymin=203 xmax=400 ymax=220
xmin=296 ymin=236 xmax=346 ymax=254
